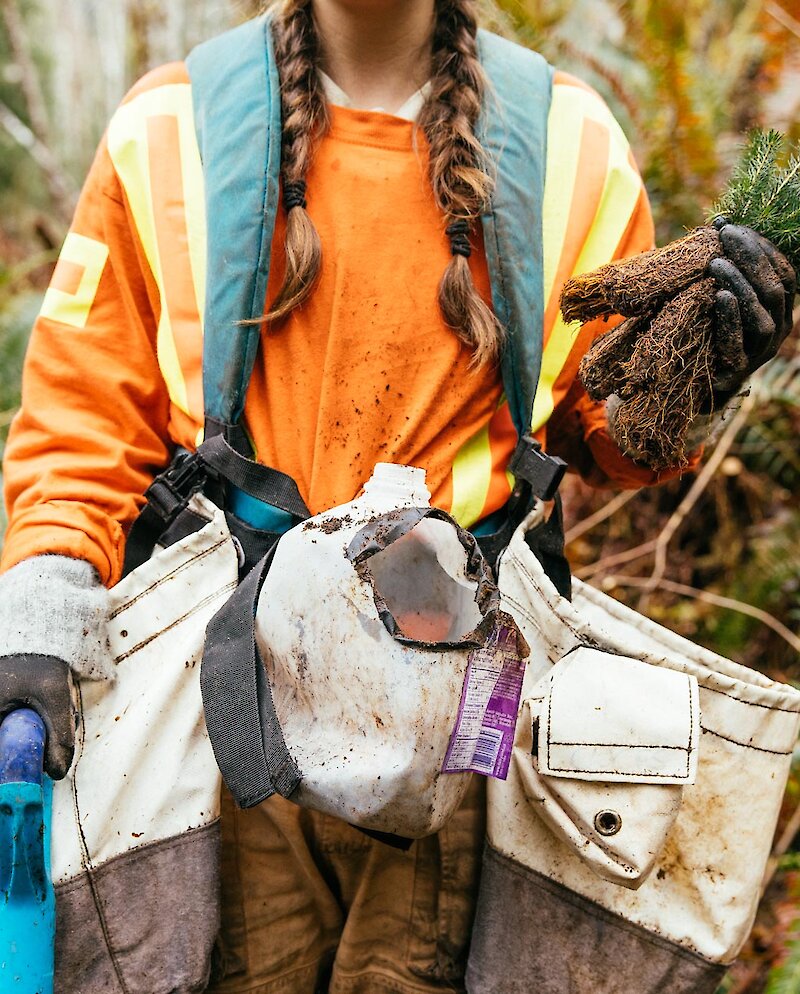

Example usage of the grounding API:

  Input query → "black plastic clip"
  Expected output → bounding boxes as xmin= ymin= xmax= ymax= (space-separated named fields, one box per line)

xmin=509 ymin=435 xmax=567 ymax=502
xmin=143 ymin=449 xmax=207 ymax=523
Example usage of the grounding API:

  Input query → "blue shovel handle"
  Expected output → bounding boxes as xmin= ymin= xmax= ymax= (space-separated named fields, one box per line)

xmin=0 ymin=709 xmax=47 ymax=786
xmin=0 ymin=709 xmax=55 ymax=994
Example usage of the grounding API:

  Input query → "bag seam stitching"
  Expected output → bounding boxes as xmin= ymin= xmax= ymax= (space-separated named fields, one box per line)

xmin=113 ymin=580 xmax=237 ymax=662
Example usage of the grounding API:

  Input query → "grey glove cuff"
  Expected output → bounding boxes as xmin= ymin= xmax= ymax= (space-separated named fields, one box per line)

xmin=0 ymin=555 xmax=113 ymax=681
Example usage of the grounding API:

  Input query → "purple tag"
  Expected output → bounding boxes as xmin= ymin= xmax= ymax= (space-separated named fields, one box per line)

xmin=442 ymin=622 xmax=526 ymax=780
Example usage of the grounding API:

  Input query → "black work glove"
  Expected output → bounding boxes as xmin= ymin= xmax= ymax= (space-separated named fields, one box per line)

xmin=707 ymin=217 xmax=797 ymax=399
xmin=0 ymin=654 xmax=75 ymax=779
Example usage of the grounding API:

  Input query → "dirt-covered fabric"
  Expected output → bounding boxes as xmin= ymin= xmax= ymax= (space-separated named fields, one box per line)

xmin=55 ymin=822 xmax=221 ymax=994
xmin=466 ymin=844 xmax=727 ymax=994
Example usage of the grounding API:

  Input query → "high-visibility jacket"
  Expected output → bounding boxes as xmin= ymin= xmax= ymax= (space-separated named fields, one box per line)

xmin=2 ymin=39 xmax=670 ymax=588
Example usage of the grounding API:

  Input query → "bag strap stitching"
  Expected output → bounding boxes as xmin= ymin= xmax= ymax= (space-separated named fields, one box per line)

xmin=69 ymin=682 xmax=133 ymax=994
xmin=548 ymin=741 xmax=690 ymax=750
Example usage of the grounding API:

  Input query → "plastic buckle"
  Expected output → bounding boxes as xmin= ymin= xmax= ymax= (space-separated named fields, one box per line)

xmin=509 ymin=435 xmax=567 ymax=502
xmin=144 ymin=450 xmax=207 ymax=522
xmin=168 ymin=449 xmax=207 ymax=491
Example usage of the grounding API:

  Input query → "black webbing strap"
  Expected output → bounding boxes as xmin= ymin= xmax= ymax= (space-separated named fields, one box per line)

xmin=475 ymin=486 xmax=571 ymax=600
xmin=122 ymin=450 xmax=207 ymax=577
xmin=474 ymin=435 xmax=571 ymax=598
xmin=525 ymin=495 xmax=571 ymax=600
xmin=201 ymin=545 xmax=301 ymax=808
xmin=122 ymin=434 xmax=310 ymax=578
xmin=203 ymin=415 xmax=252 ymax=455
xmin=199 ymin=434 xmax=309 ymax=519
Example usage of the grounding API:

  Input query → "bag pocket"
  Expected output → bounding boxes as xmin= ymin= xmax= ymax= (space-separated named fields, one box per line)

xmin=517 ymin=647 xmax=699 ymax=888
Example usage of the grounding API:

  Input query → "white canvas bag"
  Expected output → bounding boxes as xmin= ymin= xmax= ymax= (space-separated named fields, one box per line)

xmin=51 ymin=494 xmax=237 ymax=994
xmin=467 ymin=502 xmax=800 ymax=994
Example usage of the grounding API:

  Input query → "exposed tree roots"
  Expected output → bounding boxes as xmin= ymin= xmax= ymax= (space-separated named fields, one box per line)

xmin=563 ymin=227 xmax=724 ymax=469
xmin=561 ymin=226 xmax=721 ymax=323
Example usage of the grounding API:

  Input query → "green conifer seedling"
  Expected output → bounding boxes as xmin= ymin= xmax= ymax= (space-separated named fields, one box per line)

xmin=560 ymin=130 xmax=800 ymax=470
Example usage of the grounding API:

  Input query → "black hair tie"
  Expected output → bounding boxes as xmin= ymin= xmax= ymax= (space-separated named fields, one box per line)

xmin=446 ymin=219 xmax=472 ymax=258
xmin=283 ymin=180 xmax=307 ymax=212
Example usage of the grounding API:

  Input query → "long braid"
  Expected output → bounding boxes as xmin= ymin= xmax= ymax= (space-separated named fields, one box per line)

xmin=420 ymin=0 xmax=503 ymax=367
xmin=268 ymin=0 xmax=329 ymax=321
xmin=268 ymin=0 xmax=500 ymax=365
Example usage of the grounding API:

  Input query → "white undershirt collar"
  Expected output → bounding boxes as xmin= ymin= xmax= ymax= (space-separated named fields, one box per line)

xmin=319 ymin=71 xmax=430 ymax=122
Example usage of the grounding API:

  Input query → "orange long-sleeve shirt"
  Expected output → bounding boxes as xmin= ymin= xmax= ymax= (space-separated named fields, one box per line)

xmin=2 ymin=64 xmax=679 ymax=587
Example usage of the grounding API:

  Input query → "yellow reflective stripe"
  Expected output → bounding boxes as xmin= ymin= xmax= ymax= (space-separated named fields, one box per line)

xmin=531 ymin=85 xmax=643 ymax=433
xmin=40 ymin=233 xmax=109 ymax=329
xmin=449 ymin=421 xmax=493 ymax=529
xmin=530 ymin=313 xmax=578 ymax=433
xmin=540 ymin=87 xmax=583 ymax=315
xmin=107 ymin=84 xmax=205 ymax=416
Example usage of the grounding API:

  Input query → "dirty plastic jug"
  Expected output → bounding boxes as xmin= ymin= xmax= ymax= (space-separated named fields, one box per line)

xmin=0 ymin=709 xmax=55 ymax=993
xmin=254 ymin=463 xmax=527 ymax=838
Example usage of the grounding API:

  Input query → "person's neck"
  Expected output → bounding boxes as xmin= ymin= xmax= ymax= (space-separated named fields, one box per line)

xmin=313 ymin=1 xmax=436 ymax=112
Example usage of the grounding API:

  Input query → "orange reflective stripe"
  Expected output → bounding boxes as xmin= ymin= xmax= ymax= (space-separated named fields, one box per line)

xmin=547 ymin=183 xmax=654 ymax=415
xmin=147 ymin=114 xmax=204 ymax=423
xmin=447 ymin=73 xmax=648 ymax=523
xmin=542 ymin=117 xmax=610 ymax=344
xmin=40 ymin=233 xmax=109 ymax=330
xmin=50 ymin=259 xmax=85 ymax=297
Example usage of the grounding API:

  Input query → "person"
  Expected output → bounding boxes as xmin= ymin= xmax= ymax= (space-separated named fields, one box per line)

xmin=0 ymin=1 xmax=794 ymax=992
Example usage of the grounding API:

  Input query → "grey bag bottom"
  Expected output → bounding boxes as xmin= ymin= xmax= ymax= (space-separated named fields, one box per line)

xmin=466 ymin=843 xmax=726 ymax=994
xmin=55 ymin=821 xmax=220 ymax=994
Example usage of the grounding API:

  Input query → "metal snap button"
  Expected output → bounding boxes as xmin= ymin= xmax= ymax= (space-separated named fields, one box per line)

xmin=594 ymin=809 xmax=622 ymax=836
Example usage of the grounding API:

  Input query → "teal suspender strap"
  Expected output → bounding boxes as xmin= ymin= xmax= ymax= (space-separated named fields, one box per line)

xmin=188 ymin=21 xmax=552 ymax=440
xmin=187 ymin=20 xmax=556 ymax=509
xmin=477 ymin=30 xmax=554 ymax=442
xmin=187 ymin=14 xmax=296 ymax=532
xmin=186 ymin=14 xmax=282 ymax=427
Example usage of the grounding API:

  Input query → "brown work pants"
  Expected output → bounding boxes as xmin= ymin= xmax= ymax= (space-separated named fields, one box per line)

xmin=206 ymin=778 xmax=486 ymax=994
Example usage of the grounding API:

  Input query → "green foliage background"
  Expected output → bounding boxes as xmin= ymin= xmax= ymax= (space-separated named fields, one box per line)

xmin=0 ymin=2 xmax=799 ymax=990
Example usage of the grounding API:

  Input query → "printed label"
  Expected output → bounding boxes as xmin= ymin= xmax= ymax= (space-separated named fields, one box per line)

xmin=442 ymin=622 xmax=526 ymax=780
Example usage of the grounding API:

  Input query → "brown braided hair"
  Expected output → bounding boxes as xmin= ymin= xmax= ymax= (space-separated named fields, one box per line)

xmin=268 ymin=0 xmax=329 ymax=321
xmin=419 ymin=0 xmax=501 ymax=366
xmin=268 ymin=1 xmax=501 ymax=365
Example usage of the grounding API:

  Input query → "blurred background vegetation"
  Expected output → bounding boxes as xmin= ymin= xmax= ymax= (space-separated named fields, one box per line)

xmin=0 ymin=0 xmax=799 ymax=989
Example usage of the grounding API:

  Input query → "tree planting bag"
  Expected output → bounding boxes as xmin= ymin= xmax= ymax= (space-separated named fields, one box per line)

xmin=467 ymin=502 xmax=800 ymax=994
xmin=50 ymin=494 xmax=236 ymax=993
xmin=201 ymin=464 xmax=529 ymax=840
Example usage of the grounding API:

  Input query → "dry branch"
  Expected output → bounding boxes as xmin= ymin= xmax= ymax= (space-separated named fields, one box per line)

xmin=603 ymin=574 xmax=800 ymax=655
xmin=645 ymin=392 xmax=756 ymax=590
xmin=564 ymin=489 xmax=640 ymax=545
